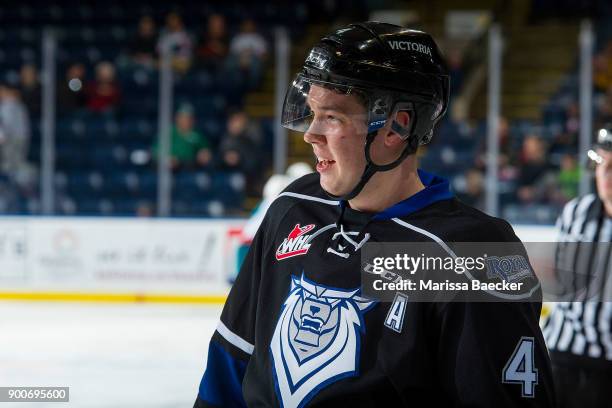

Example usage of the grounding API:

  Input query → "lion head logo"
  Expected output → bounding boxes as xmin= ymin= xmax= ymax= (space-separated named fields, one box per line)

xmin=270 ymin=272 xmax=376 ymax=408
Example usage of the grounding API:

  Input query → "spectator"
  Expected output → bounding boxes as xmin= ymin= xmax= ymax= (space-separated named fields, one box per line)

xmin=153 ymin=104 xmax=211 ymax=170
xmin=228 ymin=19 xmax=268 ymax=89
xmin=57 ymin=63 xmax=87 ymax=114
xmin=596 ymin=86 xmax=612 ymax=125
xmin=227 ymin=108 xmax=262 ymax=145
xmin=218 ymin=109 xmax=262 ymax=171
xmin=85 ymin=61 xmax=121 ymax=113
xmin=229 ymin=19 xmax=267 ymax=59
xmin=555 ymin=153 xmax=580 ymax=203
xmin=594 ymin=41 xmax=612 ymax=92
xmin=550 ymin=102 xmax=579 ymax=155
xmin=456 ymin=168 xmax=484 ymax=210
xmin=195 ymin=13 xmax=229 ymax=71
xmin=0 ymin=84 xmax=31 ymax=177
xmin=447 ymin=49 xmax=464 ymax=95
xmin=517 ymin=135 xmax=553 ymax=203
xmin=564 ymin=101 xmax=580 ymax=136
xmin=474 ymin=116 xmax=517 ymax=181
xmin=128 ymin=15 xmax=158 ymax=68
xmin=18 ymin=64 xmax=41 ymax=116
xmin=158 ymin=12 xmax=193 ymax=74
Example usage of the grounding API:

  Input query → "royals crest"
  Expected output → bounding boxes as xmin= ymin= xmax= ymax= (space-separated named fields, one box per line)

xmin=270 ymin=273 xmax=375 ymax=408
xmin=485 ymin=255 xmax=533 ymax=283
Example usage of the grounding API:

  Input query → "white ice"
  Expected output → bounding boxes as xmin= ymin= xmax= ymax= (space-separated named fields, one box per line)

xmin=0 ymin=301 xmax=222 ymax=407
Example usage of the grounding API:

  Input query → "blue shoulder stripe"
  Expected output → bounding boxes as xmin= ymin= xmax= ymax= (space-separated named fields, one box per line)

xmin=198 ymin=340 xmax=248 ymax=408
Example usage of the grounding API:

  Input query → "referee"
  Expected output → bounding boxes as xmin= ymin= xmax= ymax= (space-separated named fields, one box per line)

xmin=542 ymin=127 xmax=612 ymax=408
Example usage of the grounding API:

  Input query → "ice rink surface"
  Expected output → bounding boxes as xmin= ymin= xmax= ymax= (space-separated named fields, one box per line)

xmin=0 ymin=301 xmax=222 ymax=407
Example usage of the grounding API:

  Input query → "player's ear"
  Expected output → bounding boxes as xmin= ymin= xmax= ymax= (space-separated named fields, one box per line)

xmin=384 ymin=111 xmax=410 ymax=147
xmin=395 ymin=110 xmax=410 ymax=128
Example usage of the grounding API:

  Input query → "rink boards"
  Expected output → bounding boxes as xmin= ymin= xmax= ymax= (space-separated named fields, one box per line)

xmin=0 ymin=217 xmax=555 ymax=304
xmin=0 ymin=217 xmax=245 ymax=304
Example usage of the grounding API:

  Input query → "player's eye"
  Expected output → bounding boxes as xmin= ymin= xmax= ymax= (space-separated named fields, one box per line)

xmin=326 ymin=115 xmax=341 ymax=124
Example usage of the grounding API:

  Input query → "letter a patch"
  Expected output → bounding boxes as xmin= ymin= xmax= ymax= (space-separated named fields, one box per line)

xmin=384 ymin=293 xmax=408 ymax=333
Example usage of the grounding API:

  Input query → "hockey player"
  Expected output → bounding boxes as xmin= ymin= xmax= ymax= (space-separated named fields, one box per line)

xmin=541 ymin=127 xmax=612 ymax=408
xmin=194 ymin=22 xmax=555 ymax=407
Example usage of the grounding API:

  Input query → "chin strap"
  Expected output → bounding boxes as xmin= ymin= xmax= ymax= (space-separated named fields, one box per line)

xmin=325 ymin=123 xmax=419 ymax=201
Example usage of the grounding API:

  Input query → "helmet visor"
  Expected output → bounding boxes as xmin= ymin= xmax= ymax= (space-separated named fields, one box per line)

xmin=281 ymin=74 xmax=386 ymax=135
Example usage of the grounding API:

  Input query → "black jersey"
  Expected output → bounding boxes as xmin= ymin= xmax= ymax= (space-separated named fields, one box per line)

xmin=195 ymin=170 xmax=555 ymax=408
xmin=541 ymin=194 xmax=612 ymax=370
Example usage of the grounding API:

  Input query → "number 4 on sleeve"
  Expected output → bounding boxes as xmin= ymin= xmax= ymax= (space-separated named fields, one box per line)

xmin=503 ymin=337 xmax=539 ymax=398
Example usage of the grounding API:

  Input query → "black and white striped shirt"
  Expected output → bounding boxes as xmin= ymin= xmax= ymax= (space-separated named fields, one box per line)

xmin=542 ymin=194 xmax=612 ymax=368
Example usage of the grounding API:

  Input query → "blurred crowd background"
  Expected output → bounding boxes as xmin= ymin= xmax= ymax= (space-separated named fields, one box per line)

xmin=1 ymin=0 xmax=611 ymax=223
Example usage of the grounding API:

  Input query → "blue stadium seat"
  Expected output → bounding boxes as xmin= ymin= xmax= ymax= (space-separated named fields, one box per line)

xmin=173 ymin=171 xmax=212 ymax=201
xmin=120 ymin=117 xmax=157 ymax=142
xmin=56 ymin=145 xmax=89 ymax=169
xmin=212 ymin=172 xmax=245 ymax=208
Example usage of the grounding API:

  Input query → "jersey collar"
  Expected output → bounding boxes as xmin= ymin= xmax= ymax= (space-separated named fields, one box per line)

xmin=339 ymin=169 xmax=454 ymax=220
xmin=371 ymin=169 xmax=454 ymax=220
xmin=374 ymin=169 xmax=454 ymax=220
xmin=337 ymin=169 xmax=454 ymax=223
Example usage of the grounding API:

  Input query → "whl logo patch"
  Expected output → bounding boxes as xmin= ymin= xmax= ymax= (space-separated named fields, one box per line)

xmin=276 ymin=224 xmax=316 ymax=261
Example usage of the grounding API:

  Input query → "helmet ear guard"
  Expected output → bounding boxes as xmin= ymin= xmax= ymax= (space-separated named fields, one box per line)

xmin=388 ymin=101 xmax=415 ymax=141
xmin=412 ymin=96 xmax=446 ymax=146
xmin=367 ymin=97 xmax=444 ymax=151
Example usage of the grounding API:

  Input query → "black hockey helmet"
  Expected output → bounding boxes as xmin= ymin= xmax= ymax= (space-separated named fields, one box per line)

xmin=588 ymin=125 xmax=612 ymax=166
xmin=282 ymin=22 xmax=450 ymax=200
xmin=594 ymin=126 xmax=612 ymax=151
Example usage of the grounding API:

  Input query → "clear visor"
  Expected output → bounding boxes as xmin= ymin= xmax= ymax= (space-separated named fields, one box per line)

xmin=281 ymin=74 xmax=386 ymax=135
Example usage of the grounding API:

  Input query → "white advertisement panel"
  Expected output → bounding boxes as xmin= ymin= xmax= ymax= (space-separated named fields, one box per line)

xmin=0 ymin=217 xmax=245 ymax=297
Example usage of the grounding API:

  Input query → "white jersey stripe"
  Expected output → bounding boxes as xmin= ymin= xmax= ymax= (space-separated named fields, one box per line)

xmin=277 ymin=192 xmax=339 ymax=206
xmin=601 ymin=218 xmax=612 ymax=242
xmin=216 ymin=321 xmax=255 ymax=355
xmin=544 ymin=302 xmax=566 ymax=349
xmin=583 ymin=219 xmax=598 ymax=243
xmin=557 ymin=302 xmax=580 ymax=352
xmin=561 ymin=197 xmax=580 ymax=233
xmin=583 ymin=302 xmax=602 ymax=358
xmin=569 ymin=195 xmax=596 ymax=238
xmin=599 ymin=302 xmax=612 ymax=360
xmin=391 ymin=218 xmax=457 ymax=257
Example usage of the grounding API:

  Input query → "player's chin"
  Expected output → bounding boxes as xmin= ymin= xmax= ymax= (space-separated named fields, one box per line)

xmin=320 ymin=174 xmax=354 ymax=198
